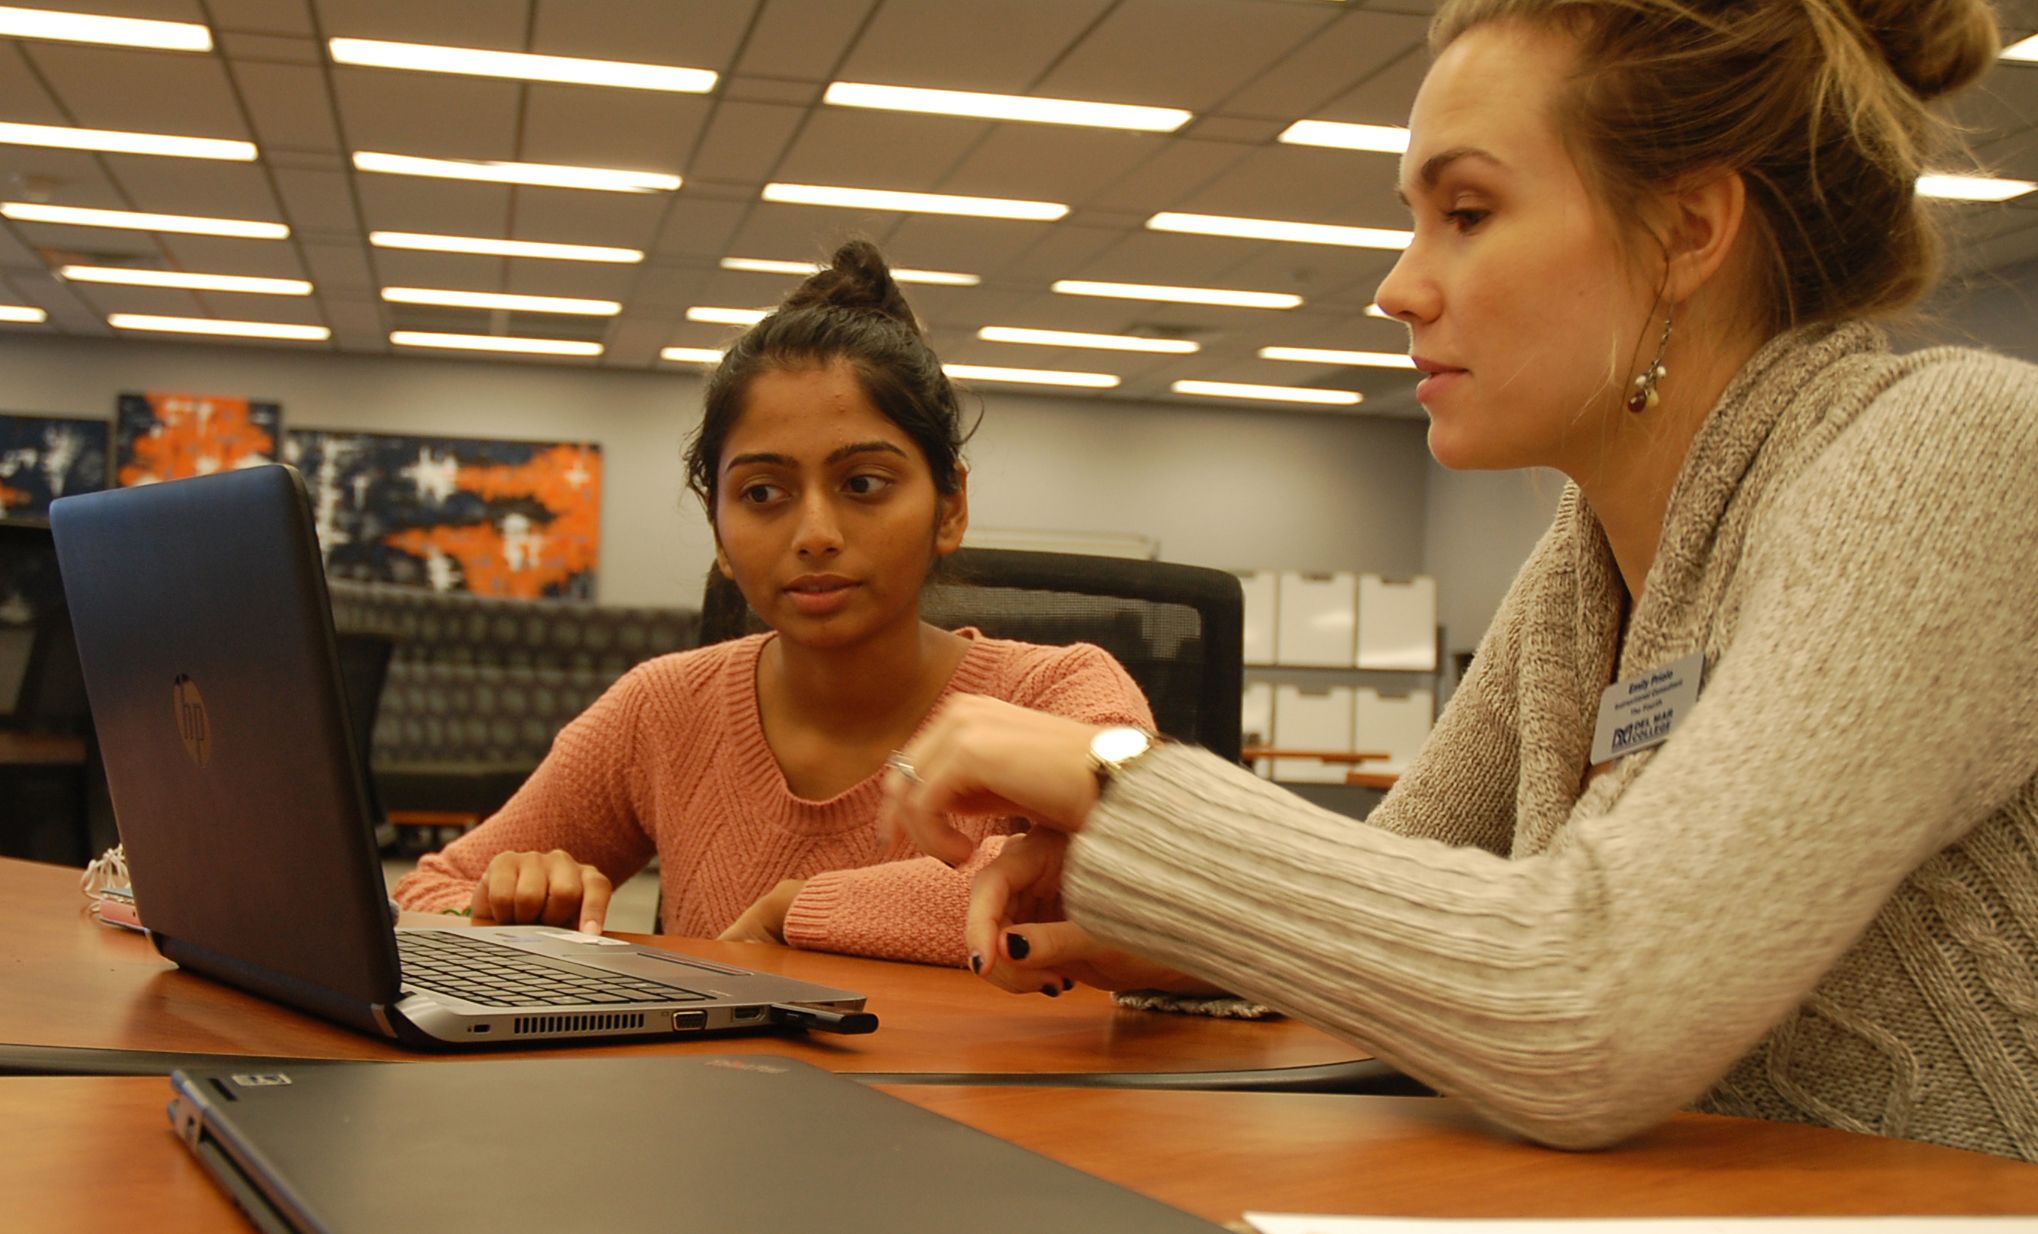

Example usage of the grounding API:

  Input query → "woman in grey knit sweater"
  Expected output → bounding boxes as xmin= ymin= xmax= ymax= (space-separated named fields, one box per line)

xmin=881 ymin=0 xmax=2038 ymax=1162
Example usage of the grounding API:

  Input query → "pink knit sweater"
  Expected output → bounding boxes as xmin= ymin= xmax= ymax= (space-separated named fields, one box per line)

xmin=391 ymin=630 xmax=1153 ymax=966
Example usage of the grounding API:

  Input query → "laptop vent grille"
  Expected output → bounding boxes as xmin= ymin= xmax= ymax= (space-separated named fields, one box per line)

xmin=512 ymin=1012 xmax=647 ymax=1036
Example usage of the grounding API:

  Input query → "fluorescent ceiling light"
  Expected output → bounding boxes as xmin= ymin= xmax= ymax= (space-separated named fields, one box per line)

xmin=1 ymin=202 xmax=288 ymax=239
xmin=1916 ymin=174 xmax=2037 ymax=202
xmin=1149 ymin=211 xmax=1412 ymax=250
xmin=661 ymin=347 xmax=724 ymax=364
xmin=368 ymin=231 xmax=642 ymax=263
xmin=0 ymin=304 xmax=46 ymax=322
xmin=719 ymin=255 xmax=980 ymax=286
xmin=686 ymin=306 xmax=769 ymax=325
xmin=60 ymin=266 xmax=310 ymax=295
xmin=1051 ymin=279 xmax=1302 ymax=310
xmin=381 ymin=287 xmax=621 ymax=316
xmin=1279 ymin=120 xmax=1409 ymax=153
xmin=762 ymin=182 xmax=1067 ymax=221
xmin=108 ymin=313 xmax=329 ymax=341
xmin=943 ymin=364 xmax=1120 ymax=389
xmin=1366 ymin=304 xmax=1391 ymax=319
xmin=354 ymin=152 xmax=679 ymax=193
xmin=823 ymin=81 xmax=1188 ymax=132
xmin=1259 ymin=345 xmax=1414 ymax=369
xmin=2003 ymin=34 xmax=2038 ymax=61
xmin=1172 ymin=379 xmax=1361 ymax=406
xmin=390 ymin=331 xmax=602 ymax=356
xmin=329 ymin=37 xmax=715 ymax=93
xmin=0 ymin=120 xmax=253 ymax=161
xmin=978 ymin=325 xmax=1197 ymax=354
xmin=0 ymin=5 xmax=209 ymax=51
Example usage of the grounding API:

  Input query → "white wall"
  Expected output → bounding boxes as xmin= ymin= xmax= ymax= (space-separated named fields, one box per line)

xmin=1422 ymin=457 xmax=1565 ymax=662
xmin=0 ymin=332 xmax=1434 ymax=607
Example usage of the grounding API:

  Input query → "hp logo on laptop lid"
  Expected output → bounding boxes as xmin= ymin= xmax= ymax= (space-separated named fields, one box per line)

xmin=173 ymin=674 xmax=210 ymax=767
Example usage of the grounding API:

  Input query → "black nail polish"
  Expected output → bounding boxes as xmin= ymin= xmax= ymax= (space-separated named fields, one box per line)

xmin=1062 ymin=977 xmax=1074 ymax=991
xmin=969 ymin=953 xmax=982 ymax=974
xmin=1006 ymin=932 xmax=1030 ymax=960
xmin=1040 ymin=983 xmax=1060 ymax=998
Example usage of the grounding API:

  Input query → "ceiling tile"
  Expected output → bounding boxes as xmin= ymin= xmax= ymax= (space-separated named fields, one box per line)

xmin=988 ymin=220 xmax=1124 ymax=285
xmin=68 ymin=282 xmax=206 ymax=316
xmin=518 ymin=85 xmax=706 ymax=172
xmin=1177 ymin=144 xmax=1403 ymax=225
xmin=1083 ymin=138 xmax=1253 ymax=213
xmin=504 ymin=258 xmax=639 ymax=299
xmin=721 ymin=199 xmax=861 ymax=259
xmin=834 ymin=0 xmax=1111 ymax=94
xmin=1035 ymin=0 xmax=1336 ymax=111
xmin=0 ymin=146 xmax=125 ymax=207
xmin=1310 ymin=47 xmax=1427 ymax=127
xmin=6 ymin=268 xmax=106 ymax=333
xmin=209 ymin=1 xmax=318 ymax=36
xmin=101 ymin=155 xmax=283 ymax=220
xmin=27 ymin=45 xmax=249 ymax=138
xmin=774 ymin=108 xmax=987 ymax=192
xmin=16 ymin=1 xmax=208 ymax=18
xmin=531 ymin=0 xmax=757 ymax=71
xmin=508 ymin=185 xmax=669 ymax=247
xmin=1219 ymin=10 xmax=1427 ymax=119
xmin=233 ymin=61 xmax=343 ymax=151
xmin=319 ymin=296 xmax=387 ymax=349
xmin=627 ymin=263 xmax=709 ymax=311
xmin=366 ymin=247 xmax=504 ymax=287
xmin=722 ymin=74 xmax=820 ymax=105
xmin=938 ymin=124 xmax=1160 ymax=204
xmin=188 ymin=288 xmax=328 ymax=322
xmin=272 ymin=166 xmax=359 ymax=235
xmin=650 ymin=194 xmax=750 ymax=258
xmin=299 ymin=238 xmax=374 ymax=289
xmin=686 ymin=100 xmax=804 ymax=183
xmin=4 ymin=220 xmax=161 ymax=262
xmin=156 ymin=233 xmax=307 ymax=276
xmin=313 ymin=0 xmax=530 ymax=47
xmin=881 ymin=213 xmax=1050 ymax=272
xmin=331 ymin=66 xmax=522 ymax=160
xmin=734 ymin=0 xmax=877 ymax=80
xmin=353 ymin=172 xmax=510 ymax=234
xmin=0 ymin=44 xmax=66 ymax=124
xmin=218 ymin=32 xmax=320 ymax=62
xmin=600 ymin=314 xmax=683 ymax=366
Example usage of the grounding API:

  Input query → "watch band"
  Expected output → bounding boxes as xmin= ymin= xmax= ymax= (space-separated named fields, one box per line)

xmin=1087 ymin=726 xmax=1160 ymax=794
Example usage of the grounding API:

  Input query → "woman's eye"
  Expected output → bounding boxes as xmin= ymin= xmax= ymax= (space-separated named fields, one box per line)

xmin=740 ymin=482 xmax=784 ymax=504
xmin=1445 ymin=207 xmax=1490 ymax=232
xmin=844 ymin=474 xmax=891 ymax=497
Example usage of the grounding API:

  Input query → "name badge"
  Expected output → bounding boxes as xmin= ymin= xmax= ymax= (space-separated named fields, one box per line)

xmin=1590 ymin=651 xmax=1703 ymax=765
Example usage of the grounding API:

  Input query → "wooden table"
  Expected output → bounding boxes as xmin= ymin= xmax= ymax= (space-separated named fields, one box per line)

xmin=0 ymin=856 xmax=1365 ymax=1076
xmin=6 ymin=1076 xmax=2035 ymax=1233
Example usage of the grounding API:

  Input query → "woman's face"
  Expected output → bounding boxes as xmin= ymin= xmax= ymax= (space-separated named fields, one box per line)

xmin=1376 ymin=20 xmax=1656 ymax=474
xmin=713 ymin=361 xmax=966 ymax=648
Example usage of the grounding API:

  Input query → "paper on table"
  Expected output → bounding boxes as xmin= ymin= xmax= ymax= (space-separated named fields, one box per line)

xmin=1245 ymin=1219 xmax=2038 ymax=1234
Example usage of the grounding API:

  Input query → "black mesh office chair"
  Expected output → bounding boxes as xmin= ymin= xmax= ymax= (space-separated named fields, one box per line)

xmin=699 ymin=548 xmax=1244 ymax=762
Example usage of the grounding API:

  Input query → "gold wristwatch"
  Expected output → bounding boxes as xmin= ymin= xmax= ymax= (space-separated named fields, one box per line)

xmin=1087 ymin=726 xmax=1159 ymax=793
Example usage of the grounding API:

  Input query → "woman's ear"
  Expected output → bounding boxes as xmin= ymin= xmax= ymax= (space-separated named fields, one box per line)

xmin=712 ymin=533 xmax=736 ymax=581
xmin=933 ymin=466 xmax=969 ymax=556
xmin=1659 ymin=169 xmax=1748 ymax=305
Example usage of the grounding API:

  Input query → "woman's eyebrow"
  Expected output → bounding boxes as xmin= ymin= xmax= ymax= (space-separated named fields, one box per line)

xmin=825 ymin=440 xmax=908 ymax=465
xmin=1397 ymin=145 xmax=1505 ymax=204
xmin=723 ymin=451 xmax=793 ymax=471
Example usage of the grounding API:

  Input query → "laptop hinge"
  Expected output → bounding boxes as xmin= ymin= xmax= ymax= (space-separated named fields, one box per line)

xmin=154 ymin=933 xmax=396 ymax=1039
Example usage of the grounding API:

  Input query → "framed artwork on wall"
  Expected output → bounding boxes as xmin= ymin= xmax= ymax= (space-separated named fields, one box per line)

xmin=115 ymin=391 xmax=281 ymax=485
xmin=285 ymin=429 xmax=602 ymax=601
xmin=0 ymin=413 xmax=111 ymax=520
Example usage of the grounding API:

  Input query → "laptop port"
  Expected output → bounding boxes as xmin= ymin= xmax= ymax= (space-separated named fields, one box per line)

xmin=672 ymin=1010 xmax=707 ymax=1032
xmin=732 ymin=1006 xmax=764 ymax=1022
xmin=468 ymin=1024 xmax=491 ymax=1034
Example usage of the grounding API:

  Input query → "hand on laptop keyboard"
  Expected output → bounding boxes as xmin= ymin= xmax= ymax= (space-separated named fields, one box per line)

xmin=468 ymin=849 xmax=614 ymax=934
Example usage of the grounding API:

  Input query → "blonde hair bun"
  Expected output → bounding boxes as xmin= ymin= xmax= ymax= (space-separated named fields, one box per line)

xmin=1846 ymin=0 xmax=2000 ymax=102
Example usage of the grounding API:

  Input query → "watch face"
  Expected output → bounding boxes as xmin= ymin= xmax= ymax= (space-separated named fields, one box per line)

xmin=1093 ymin=727 xmax=1151 ymax=764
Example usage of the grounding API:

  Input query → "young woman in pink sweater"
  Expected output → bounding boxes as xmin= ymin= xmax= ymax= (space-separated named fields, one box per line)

xmin=391 ymin=241 xmax=1153 ymax=967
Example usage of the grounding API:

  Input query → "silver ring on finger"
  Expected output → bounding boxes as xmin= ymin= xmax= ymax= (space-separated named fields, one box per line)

xmin=885 ymin=749 xmax=922 ymax=786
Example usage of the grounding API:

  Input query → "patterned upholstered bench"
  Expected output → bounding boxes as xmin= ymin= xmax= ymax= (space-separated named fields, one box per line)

xmin=328 ymin=581 xmax=699 ymax=850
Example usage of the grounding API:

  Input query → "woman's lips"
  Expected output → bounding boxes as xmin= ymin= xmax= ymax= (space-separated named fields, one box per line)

xmin=785 ymin=576 xmax=859 ymax=617
xmin=1412 ymin=357 xmax=1467 ymax=403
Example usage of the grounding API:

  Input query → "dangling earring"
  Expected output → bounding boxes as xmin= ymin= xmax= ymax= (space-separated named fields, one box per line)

xmin=1626 ymin=310 xmax=1673 ymax=413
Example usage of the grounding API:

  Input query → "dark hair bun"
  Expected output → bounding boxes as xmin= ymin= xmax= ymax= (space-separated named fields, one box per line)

xmin=1849 ymin=0 xmax=1999 ymax=102
xmin=780 ymin=239 xmax=922 ymax=335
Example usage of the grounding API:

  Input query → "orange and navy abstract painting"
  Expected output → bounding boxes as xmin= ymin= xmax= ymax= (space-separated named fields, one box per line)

xmin=0 ymin=414 xmax=108 ymax=518
xmin=115 ymin=392 xmax=280 ymax=486
xmin=285 ymin=429 xmax=601 ymax=600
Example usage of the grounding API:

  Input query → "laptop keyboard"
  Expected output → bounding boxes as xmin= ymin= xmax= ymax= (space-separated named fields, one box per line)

xmin=398 ymin=931 xmax=707 ymax=1008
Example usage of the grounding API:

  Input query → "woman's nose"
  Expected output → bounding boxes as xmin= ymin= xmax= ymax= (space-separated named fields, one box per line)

xmin=792 ymin=493 xmax=844 ymax=557
xmin=1374 ymin=246 xmax=1437 ymax=326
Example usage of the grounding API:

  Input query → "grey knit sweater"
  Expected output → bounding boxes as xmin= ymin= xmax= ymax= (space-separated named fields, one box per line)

xmin=1066 ymin=322 xmax=2038 ymax=1160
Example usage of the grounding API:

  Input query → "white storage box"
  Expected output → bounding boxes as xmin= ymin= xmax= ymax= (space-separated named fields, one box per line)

xmin=1240 ymin=681 xmax=1273 ymax=777
xmin=1355 ymin=687 xmax=1435 ymax=773
xmin=1238 ymin=571 xmax=1278 ymax=666
xmin=1276 ymin=572 xmax=1355 ymax=667
xmin=1356 ymin=574 xmax=1437 ymax=670
xmin=1272 ymin=684 xmax=1354 ymax=783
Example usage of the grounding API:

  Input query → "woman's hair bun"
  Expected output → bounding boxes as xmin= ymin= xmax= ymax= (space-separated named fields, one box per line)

xmin=779 ymin=238 xmax=922 ymax=334
xmin=1847 ymin=0 xmax=2000 ymax=102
